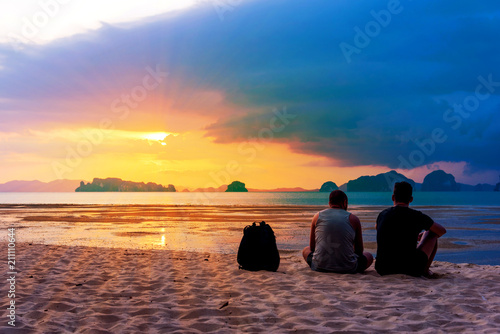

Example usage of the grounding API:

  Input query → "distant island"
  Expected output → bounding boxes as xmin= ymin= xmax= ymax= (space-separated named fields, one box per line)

xmin=321 ymin=170 xmax=499 ymax=192
xmin=225 ymin=181 xmax=248 ymax=192
xmin=338 ymin=170 xmax=415 ymax=192
xmin=421 ymin=170 xmax=459 ymax=192
xmin=319 ymin=181 xmax=339 ymax=192
xmin=0 ymin=179 xmax=80 ymax=192
xmin=1 ymin=170 xmax=498 ymax=192
xmin=76 ymin=178 xmax=176 ymax=192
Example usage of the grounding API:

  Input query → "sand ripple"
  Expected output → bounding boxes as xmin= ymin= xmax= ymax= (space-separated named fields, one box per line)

xmin=0 ymin=242 xmax=499 ymax=333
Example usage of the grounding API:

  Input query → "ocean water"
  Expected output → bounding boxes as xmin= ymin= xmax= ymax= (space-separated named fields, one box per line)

xmin=1 ymin=192 xmax=499 ymax=265
xmin=0 ymin=191 xmax=499 ymax=206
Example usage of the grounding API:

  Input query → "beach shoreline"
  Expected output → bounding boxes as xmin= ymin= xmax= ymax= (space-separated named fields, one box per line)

xmin=2 ymin=204 xmax=500 ymax=332
xmin=1 ymin=242 xmax=499 ymax=333
xmin=1 ymin=204 xmax=499 ymax=265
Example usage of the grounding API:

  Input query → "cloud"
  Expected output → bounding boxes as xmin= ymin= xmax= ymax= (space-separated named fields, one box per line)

xmin=0 ymin=0 xmax=499 ymax=179
xmin=203 ymin=0 xmax=500 ymax=174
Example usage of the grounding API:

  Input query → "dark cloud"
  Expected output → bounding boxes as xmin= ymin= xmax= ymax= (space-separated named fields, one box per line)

xmin=0 ymin=0 xmax=499 ymax=176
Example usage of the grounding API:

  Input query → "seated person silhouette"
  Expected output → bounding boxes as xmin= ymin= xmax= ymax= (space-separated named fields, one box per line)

xmin=375 ymin=181 xmax=446 ymax=277
xmin=302 ymin=190 xmax=373 ymax=273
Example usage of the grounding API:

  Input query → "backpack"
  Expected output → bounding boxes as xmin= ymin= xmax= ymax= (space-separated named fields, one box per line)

xmin=237 ymin=221 xmax=280 ymax=271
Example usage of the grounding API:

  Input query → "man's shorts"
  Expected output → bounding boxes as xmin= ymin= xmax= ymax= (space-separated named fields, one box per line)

xmin=405 ymin=249 xmax=429 ymax=277
xmin=356 ymin=254 xmax=368 ymax=273
xmin=306 ymin=252 xmax=314 ymax=267
xmin=306 ymin=252 xmax=368 ymax=273
xmin=377 ymin=250 xmax=429 ymax=276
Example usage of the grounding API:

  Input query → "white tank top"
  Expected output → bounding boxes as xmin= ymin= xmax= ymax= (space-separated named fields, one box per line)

xmin=312 ymin=208 xmax=358 ymax=273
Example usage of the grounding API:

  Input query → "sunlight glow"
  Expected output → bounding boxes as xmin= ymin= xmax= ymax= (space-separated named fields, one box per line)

xmin=28 ymin=128 xmax=180 ymax=143
xmin=143 ymin=132 xmax=170 ymax=141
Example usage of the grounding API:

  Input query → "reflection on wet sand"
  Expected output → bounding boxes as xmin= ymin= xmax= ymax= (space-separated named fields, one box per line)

xmin=1 ymin=204 xmax=499 ymax=264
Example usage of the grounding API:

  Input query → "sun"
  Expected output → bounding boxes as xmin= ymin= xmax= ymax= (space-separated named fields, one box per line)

xmin=140 ymin=132 xmax=179 ymax=146
xmin=142 ymin=132 xmax=170 ymax=141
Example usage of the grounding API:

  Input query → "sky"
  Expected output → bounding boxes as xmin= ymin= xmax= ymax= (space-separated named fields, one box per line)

xmin=0 ymin=0 xmax=499 ymax=189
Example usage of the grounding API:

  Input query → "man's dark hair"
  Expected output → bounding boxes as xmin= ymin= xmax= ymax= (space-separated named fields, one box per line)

xmin=393 ymin=181 xmax=413 ymax=203
xmin=329 ymin=190 xmax=347 ymax=206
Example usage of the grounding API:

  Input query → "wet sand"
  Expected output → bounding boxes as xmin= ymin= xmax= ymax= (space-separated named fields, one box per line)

xmin=1 ymin=205 xmax=500 ymax=332
xmin=1 ymin=204 xmax=499 ymax=264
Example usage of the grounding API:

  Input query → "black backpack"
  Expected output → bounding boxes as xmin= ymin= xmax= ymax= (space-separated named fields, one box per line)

xmin=237 ymin=221 xmax=280 ymax=272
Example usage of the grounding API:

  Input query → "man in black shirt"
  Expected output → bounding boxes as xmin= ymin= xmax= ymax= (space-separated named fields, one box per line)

xmin=376 ymin=181 xmax=446 ymax=277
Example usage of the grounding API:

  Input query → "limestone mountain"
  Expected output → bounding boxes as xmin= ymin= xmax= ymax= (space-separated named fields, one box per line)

xmin=319 ymin=181 xmax=338 ymax=192
xmin=225 ymin=181 xmax=248 ymax=192
xmin=421 ymin=170 xmax=459 ymax=192
xmin=76 ymin=178 xmax=176 ymax=192
xmin=345 ymin=171 xmax=415 ymax=192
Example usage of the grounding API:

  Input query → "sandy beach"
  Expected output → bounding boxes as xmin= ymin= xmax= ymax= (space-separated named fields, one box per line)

xmin=1 ymin=204 xmax=500 ymax=332
xmin=1 ymin=242 xmax=499 ymax=333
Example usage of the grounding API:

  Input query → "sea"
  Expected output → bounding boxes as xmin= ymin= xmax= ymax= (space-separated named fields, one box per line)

xmin=1 ymin=191 xmax=499 ymax=206
xmin=1 ymin=192 xmax=499 ymax=266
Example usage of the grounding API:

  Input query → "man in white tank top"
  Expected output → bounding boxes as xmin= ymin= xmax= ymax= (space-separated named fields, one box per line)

xmin=302 ymin=190 xmax=374 ymax=273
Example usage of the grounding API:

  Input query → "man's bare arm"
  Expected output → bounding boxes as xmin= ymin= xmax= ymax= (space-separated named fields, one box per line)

xmin=309 ymin=213 xmax=319 ymax=252
xmin=349 ymin=214 xmax=364 ymax=256
xmin=429 ymin=222 xmax=446 ymax=237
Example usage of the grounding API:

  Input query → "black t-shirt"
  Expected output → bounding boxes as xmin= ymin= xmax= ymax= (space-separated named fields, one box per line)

xmin=375 ymin=206 xmax=434 ymax=275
